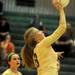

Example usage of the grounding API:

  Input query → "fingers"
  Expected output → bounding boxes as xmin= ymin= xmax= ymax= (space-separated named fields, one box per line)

xmin=55 ymin=2 xmax=63 ymax=10
xmin=52 ymin=0 xmax=59 ymax=5
xmin=52 ymin=0 xmax=64 ymax=11
xmin=57 ymin=52 xmax=64 ymax=59
xmin=60 ymin=52 xmax=64 ymax=54
xmin=57 ymin=52 xmax=64 ymax=54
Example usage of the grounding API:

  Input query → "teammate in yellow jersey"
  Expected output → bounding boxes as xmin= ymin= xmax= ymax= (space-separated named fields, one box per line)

xmin=21 ymin=0 xmax=67 ymax=75
xmin=2 ymin=53 xmax=22 ymax=75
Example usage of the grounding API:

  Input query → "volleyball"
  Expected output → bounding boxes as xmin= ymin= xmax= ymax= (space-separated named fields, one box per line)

xmin=60 ymin=0 xmax=70 ymax=7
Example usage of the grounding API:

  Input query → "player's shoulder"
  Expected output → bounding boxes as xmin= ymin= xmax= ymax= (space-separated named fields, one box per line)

xmin=18 ymin=71 xmax=22 ymax=75
xmin=1 ymin=69 xmax=10 ymax=75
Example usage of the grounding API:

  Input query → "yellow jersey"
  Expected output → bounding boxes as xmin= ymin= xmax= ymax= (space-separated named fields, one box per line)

xmin=2 ymin=69 xmax=22 ymax=75
xmin=33 ymin=23 xmax=66 ymax=75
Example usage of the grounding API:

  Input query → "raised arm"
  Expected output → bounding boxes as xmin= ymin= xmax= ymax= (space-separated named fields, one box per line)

xmin=40 ymin=2 xmax=67 ymax=47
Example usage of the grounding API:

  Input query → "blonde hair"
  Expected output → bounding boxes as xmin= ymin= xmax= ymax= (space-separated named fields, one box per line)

xmin=21 ymin=27 xmax=39 ymax=69
xmin=24 ymin=27 xmax=39 ymax=44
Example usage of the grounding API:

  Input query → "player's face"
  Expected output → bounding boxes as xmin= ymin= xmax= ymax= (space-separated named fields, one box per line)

xmin=35 ymin=31 xmax=45 ymax=43
xmin=8 ymin=54 xmax=20 ymax=68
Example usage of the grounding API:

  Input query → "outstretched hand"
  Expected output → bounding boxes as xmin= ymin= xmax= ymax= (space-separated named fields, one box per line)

xmin=57 ymin=52 xmax=64 ymax=59
xmin=52 ymin=0 xmax=64 ymax=11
